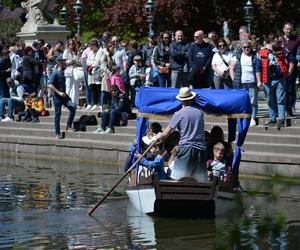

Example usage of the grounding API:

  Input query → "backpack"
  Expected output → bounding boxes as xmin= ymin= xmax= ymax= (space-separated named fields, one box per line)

xmin=73 ymin=115 xmax=98 ymax=132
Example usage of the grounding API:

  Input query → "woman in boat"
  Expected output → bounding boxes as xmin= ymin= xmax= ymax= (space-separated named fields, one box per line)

xmin=156 ymin=87 xmax=207 ymax=182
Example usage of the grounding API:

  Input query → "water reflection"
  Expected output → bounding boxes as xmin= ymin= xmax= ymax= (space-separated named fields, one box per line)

xmin=0 ymin=153 xmax=300 ymax=249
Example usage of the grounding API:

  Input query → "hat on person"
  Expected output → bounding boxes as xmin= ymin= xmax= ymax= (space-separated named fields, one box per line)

xmin=148 ymin=31 xmax=156 ymax=38
xmin=176 ymin=87 xmax=196 ymax=101
xmin=142 ymin=134 xmax=157 ymax=145
xmin=133 ymin=55 xmax=142 ymax=61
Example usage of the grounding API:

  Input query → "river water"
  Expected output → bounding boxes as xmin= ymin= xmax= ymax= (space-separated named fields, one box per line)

xmin=0 ymin=153 xmax=300 ymax=249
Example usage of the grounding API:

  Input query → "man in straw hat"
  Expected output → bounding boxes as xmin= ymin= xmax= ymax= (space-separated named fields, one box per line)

xmin=156 ymin=87 xmax=207 ymax=182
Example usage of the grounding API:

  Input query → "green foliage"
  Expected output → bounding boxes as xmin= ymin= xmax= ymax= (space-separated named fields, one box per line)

xmin=0 ymin=15 xmax=22 ymax=45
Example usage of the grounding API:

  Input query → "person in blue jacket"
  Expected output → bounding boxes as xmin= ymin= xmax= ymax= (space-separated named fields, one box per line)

xmin=137 ymin=142 xmax=170 ymax=180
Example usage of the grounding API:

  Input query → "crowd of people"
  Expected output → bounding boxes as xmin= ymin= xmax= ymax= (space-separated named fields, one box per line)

xmin=0 ymin=22 xmax=299 ymax=137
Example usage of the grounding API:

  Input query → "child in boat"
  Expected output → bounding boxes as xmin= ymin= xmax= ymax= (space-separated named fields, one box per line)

xmin=137 ymin=142 xmax=170 ymax=180
xmin=207 ymin=142 xmax=231 ymax=181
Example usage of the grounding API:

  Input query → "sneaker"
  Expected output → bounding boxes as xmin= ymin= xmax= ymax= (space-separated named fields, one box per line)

xmin=55 ymin=133 xmax=64 ymax=139
xmin=1 ymin=117 xmax=13 ymax=122
xmin=98 ymin=105 xmax=103 ymax=112
xmin=103 ymin=127 xmax=114 ymax=134
xmin=286 ymin=110 xmax=294 ymax=117
xmin=91 ymin=105 xmax=98 ymax=110
xmin=94 ymin=127 xmax=104 ymax=133
xmin=86 ymin=105 xmax=92 ymax=110
xmin=66 ymin=127 xmax=75 ymax=132
xmin=264 ymin=120 xmax=277 ymax=126
xmin=277 ymin=119 xmax=285 ymax=129
xmin=250 ymin=118 xmax=256 ymax=127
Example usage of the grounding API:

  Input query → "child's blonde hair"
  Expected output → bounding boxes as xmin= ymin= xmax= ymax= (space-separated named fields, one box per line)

xmin=213 ymin=142 xmax=225 ymax=152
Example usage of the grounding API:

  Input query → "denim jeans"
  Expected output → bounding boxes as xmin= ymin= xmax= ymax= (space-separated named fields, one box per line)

xmin=243 ymin=85 xmax=258 ymax=118
xmin=100 ymin=91 xmax=111 ymax=107
xmin=53 ymin=95 xmax=76 ymax=134
xmin=158 ymin=73 xmax=171 ymax=88
xmin=263 ymin=78 xmax=286 ymax=121
xmin=82 ymin=62 xmax=91 ymax=105
xmin=101 ymin=109 xmax=121 ymax=130
xmin=286 ymin=67 xmax=297 ymax=112
xmin=0 ymin=98 xmax=24 ymax=118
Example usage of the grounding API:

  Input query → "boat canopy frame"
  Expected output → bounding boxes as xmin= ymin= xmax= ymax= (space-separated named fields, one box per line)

xmin=134 ymin=87 xmax=251 ymax=185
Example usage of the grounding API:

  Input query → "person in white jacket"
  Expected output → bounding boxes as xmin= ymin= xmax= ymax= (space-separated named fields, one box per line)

xmin=62 ymin=39 xmax=82 ymax=106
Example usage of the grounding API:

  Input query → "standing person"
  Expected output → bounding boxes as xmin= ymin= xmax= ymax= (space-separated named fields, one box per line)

xmin=153 ymin=32 xmax=172 ymax=88
xmin=86 ymin=39 xmax=101 ymax=110
xmin=98 ymin=43 xmax=114 ymax=110
xmin=46 ymin=40 xmax=64 ymax=76
xmin=156 ymin=87 xmax=207 ymax=182
xmin=142 ymin=31 xmax=157 ymax=83
xmin=32 ymin=41 xmax=47 ymax=94
xmin=81 ymin=42 xmax=92 ymax=109
xmin=0 ymin=47 xmax=12 ymax=98
xmin=187 ymin=30 xmax=214 ymax=88
xmin=9 ymin=46 xmax=22 ymax=79
xmin=211 ymin=38 xmax=234 ymax=89
xmin=230 ymin=39 xmax=258 ymax=126
xmin=169 ymin=30 xmax=190 ymax=88
xmin=256 ymin=35 xmax=293 ymax=128
xmin=62 ymin=39 xmax=82 ymax=106
xmin=112 ymin=36 xmax=128 ymax=84
xmin=48 ymin=59 xmax=76 ymax=139
xmin=21 ymin=46 xmax=35 ymax=93
xmin=281 ymin=23 xmax=300 ymax=116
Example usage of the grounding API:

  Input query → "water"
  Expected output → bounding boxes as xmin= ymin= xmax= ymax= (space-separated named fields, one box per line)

xmin=1 ymin=153 xmax=300 ymax=249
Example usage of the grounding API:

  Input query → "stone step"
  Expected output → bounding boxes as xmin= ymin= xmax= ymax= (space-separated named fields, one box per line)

xmin=243 ymin=141 xmax=300 ymax=155
xmin=1 ymin=123 xmax=299 ymax=146
xmin=0 ymin=127 xmax=135 ymax=142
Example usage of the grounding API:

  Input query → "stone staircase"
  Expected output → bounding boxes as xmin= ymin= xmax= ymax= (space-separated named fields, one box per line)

xmin=0 ymin=102 xmax=299 ymax=178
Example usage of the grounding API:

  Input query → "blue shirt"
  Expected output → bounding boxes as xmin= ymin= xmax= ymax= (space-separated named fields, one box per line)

xmin=48 ymin=69 xmax=66 ymax=97
xmin=140 ymin=155 xmax=169 ymax=180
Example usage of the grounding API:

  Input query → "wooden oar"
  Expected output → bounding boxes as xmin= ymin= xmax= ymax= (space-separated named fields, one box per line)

xmin=88 ymin=137 xmax=159 ymax=216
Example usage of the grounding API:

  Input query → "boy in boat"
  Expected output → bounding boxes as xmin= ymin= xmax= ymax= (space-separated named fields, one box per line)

xmin=136 ymin=142 xmax=170 ymax=180
xmin=207 ymin=142 xmax=232 ymax=182
xmin=155 ymin=87 xmax=207 ymax=182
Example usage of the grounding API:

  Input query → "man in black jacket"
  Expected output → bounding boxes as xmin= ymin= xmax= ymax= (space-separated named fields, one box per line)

xmin=169 ymin=30 xmax=190 ymax=88
xmin=187 ymin=30 xmax=214 ymax=88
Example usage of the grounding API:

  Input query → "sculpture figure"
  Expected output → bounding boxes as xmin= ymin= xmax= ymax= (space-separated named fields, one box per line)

xmin=21 ymin=0 xmax=55 ymax=27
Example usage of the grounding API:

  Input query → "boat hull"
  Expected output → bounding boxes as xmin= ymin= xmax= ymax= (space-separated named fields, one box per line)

xmin=126 ymin=187 xmax=241 ymax=217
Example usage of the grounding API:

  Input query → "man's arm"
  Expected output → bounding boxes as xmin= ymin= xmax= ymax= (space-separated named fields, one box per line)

xmin=156 ymin=126 xmax=173 ymax=141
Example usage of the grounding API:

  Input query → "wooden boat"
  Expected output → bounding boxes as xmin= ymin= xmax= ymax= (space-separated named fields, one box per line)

xmin=126 ymin=87 xmax=250 ymax=217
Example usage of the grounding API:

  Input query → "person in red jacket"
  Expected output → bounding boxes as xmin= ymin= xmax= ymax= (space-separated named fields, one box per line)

xmin=256 ymin=35 xmax=294 ymax=128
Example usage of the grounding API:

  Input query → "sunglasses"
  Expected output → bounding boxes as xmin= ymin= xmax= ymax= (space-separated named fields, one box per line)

xmin=68 ymin=43 xmax=74 ymax=45
xmin=219 ymin=44 xmax=226 ymax=48
xmin=243 ymin=46 xmax=251 ymax=49
xmin=194 ymin=36 xmax=201 ymax=38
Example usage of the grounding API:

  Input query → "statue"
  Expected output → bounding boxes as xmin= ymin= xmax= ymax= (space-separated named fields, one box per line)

xmin=223 ymin=21 xmax=229 ymax=38
xmin=21 ymin=0 xmax=55 ymax=27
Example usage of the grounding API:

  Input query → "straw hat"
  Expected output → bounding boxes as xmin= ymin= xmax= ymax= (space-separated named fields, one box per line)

xmin=176 ymin=87 xmax=196 ymax=101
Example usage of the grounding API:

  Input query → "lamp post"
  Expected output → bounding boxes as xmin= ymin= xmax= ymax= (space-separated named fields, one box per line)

xmin=145 ymin=0 xmax=154 ymax=33
xmin=60 ymin=6 xmax=67 ymax=25
xmin=73 ymin=0 xmax=83 ymax=34
xmin=244 ymin=0 xmax=254 ymax=34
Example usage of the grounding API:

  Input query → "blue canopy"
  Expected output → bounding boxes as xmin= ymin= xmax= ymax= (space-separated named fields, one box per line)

xmin=134 ymin=87 xmax=251 ymax=185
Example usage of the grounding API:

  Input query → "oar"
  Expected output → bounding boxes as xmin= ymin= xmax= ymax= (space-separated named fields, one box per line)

xmin=88 ymin=137 xmax=159 ymax=216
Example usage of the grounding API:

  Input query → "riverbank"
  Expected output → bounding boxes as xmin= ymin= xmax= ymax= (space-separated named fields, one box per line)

xmin=0 ymin=101 xmax=299 ymax=177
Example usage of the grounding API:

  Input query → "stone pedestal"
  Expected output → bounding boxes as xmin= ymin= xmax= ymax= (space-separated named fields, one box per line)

xmin=17 ymin=20 xmax=70 ymax=46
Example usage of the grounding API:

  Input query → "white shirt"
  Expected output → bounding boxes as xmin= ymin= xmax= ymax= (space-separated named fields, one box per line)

xmin=240 ymin=53 xmax=255 ymax=83
xmin=211 ymin=51 xmax=233 ymax=76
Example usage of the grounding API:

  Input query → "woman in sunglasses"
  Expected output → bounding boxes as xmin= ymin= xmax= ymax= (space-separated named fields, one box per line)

xmin=211 ymin=38 xmax=234 ymax=89
xmin=230 ymin=39 xmax=258 ymax=126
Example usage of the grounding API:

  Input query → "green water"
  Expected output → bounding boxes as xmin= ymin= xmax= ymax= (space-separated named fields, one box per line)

xmin=0 ymin=154 xmax=299 ymax=249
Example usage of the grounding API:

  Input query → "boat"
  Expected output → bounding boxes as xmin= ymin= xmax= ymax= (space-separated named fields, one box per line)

xmin=126 ymin=87 xmax=251 ymax=217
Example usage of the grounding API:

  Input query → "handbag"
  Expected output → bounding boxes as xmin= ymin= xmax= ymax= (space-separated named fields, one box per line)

xmin=218 ymin=53 xmax=231 ymax=80
xmin=94 ymin=66 xmax=102 ymax=81
xmin=157 ymin=65 xmax=170 ymax=74
xmin=73 ymin=67 xmax=85 ymax=82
